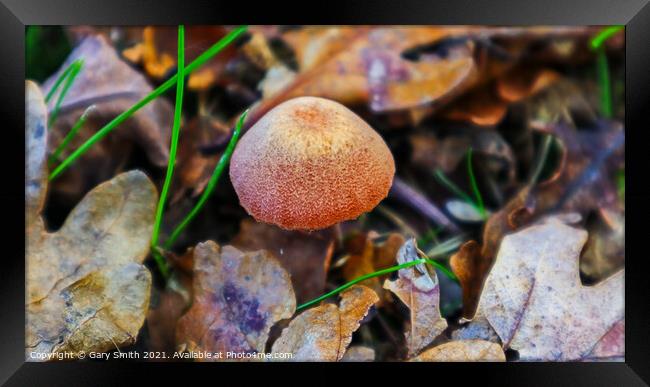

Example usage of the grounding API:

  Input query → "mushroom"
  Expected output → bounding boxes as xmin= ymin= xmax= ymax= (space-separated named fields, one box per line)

xmin=229 ymin=96 xmax=395 ymax=230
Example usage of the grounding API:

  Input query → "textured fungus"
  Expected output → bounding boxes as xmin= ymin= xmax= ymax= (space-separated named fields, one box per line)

xmin=230 ymin=96 xmax=395 ymax=230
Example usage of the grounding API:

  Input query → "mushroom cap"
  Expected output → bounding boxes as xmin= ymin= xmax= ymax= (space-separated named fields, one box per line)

xmin=229 ymin=96 xmax=395 ymax=230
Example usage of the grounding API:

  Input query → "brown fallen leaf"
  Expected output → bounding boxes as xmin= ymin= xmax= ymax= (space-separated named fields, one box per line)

xmin=581 ymin=208 xmax=625 ymax=282
xmin=170 ymin=116 xmax=232 ymax=202
xmin=176 ymin=242 xmax=296 ymax=359
xmin=232 ymin=219 xmax=335 ymax=303
xmin=26 ymin=150 xmax=156 ymax=361
xmin=43 ymin=35 xmax=173 ymax=201
xmin=497 ymin=68 xmax=560 ymax=103
xmin=341 ymin=346 xmax=375 ymax=362
xmin=146 ymin=285 xmax=190 ymax=356
xmin=134 ymin=26 xmax=239 ymax=90
xmin=472 ymin=215 xmax=624 ymax=361
xmin=411 ymin=340 xmax=505 ymax=362
xmin=450 ymin=186 xmax=535 ymax=319
xmin=53 ymin=263 xmax=151 ymax=355
xmin=248 ymin=26 xmax=479 ymax=129
xmin=342 ymin=232 xmax=405 ymax=299
xmin=383 ymin=238 xmax=447 ymax=357
xmin=271 ymin=285 xmax=379 ymax=361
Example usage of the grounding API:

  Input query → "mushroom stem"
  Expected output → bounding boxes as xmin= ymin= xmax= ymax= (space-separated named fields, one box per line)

xmin=389 ymin=177 xmax=460 ymax=233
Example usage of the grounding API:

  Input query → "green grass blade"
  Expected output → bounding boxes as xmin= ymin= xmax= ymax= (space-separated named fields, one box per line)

xmin=48 ymin=59 xmax=84 ymax=127
xmin=297 ymin=258 xmax=429 ymax=311
xmin=434 ymin=168 xmax=474 ymax=205
xmin=49 ymin=25 xmax=248 ymax=181
xmin=296 ymin=253 xmax=458 ymax=311
xmin=596 ymin=48 xmax=613 ymax=118
xmin=44 ymin=58 xmax=79 ymax=103
xmin=163 ymin=109 xmax=249 ymax=250
xmin=590 ymin=26 xmax=623 ymax=119
xmin=48 ymin=105 xmax=95 ymax=166
xmin=467 ymin=148 xmax=487 ymax=219
xmin=590 ymin=25 xmax=624 ymax=50
xmin=151 ymin=25 xmax=186 ymax=279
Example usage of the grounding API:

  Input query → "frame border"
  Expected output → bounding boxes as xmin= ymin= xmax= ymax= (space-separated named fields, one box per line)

xmin=3 ymin=0 xmax=649 ymax=385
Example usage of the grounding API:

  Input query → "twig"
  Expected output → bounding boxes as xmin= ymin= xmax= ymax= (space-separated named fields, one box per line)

xmin=389 ymin=177 xmax=460 ymax=233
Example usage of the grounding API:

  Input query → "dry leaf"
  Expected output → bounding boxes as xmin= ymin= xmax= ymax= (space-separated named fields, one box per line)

xmin=411 ymin=340 xmax=505 ymax=361
xmin=581 ymin=209 xmax=625 ymax=282
xmin=271 ymin=285 xmax=379 ymax=361
xmin=52 ymin=263 xmax=151 ymax=355
xmin=232 ymin=219 xmax=335 ymax=303
xmin=170 ymin=116 xmax=232 ymax=202
xmin=341 ymin=346 xmax=375 ymax=362
xmin=25 ymin=81 xmax=48 ymax=227
xmin=176 ymin=242 xmax=295 ymax=359
xmin=585 ymin=319 xmax=624 ymax=361
xmin=26 ymin=85 xmax=153 ymax=357
xmin=383 ymin=238 xmax=447 ymax=356
xmin=147 ymin=287 xmax=190 ymax=355
xmin=250 ymin=26 xmax=478 ymax=128
xmin=343 ymin=232 xmax=405 ymax=299
xmin=473 ymin=215 xmax=624 ymax=361
xmin=43 ymin=35 xmax=172 ymax=201
xmin=451 ymin=186 xmax=535 ymax=319
xmin=26 ymin=166 xmax=156 ymax=358
xmin=136 ymin=26 xmax=239 ymax=90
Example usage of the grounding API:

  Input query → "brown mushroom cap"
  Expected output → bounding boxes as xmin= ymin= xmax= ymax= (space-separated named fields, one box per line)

xmin=229 ymin=96 xmax=395 ymax=230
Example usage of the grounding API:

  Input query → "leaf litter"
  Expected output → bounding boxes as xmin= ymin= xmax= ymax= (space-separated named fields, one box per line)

xmin=26 ymin=25 xmax=625 ymax=362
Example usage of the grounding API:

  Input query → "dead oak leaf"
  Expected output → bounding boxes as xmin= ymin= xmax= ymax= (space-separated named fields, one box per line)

xmin=176 ymin=242 xmax=296 ymax=358
xmin=451 ymin=186 xmax=535 ymax=319
xmin=251 ymin=26 xmax=477 ymax=126
xmin=53 ymin=263 xmax=151 ymax=355
xmin=43 ymin=35 xmax=173 ymax=201
xmin=383 ymin=238 xmax=447 ymax=357
xmin=411 ymin=340 xmax=505 ymax=362
xmin=474 ymin=215 xmax=624 ymax=361
xmin=271 ymin=285 xmax=379 ymax=361
xmin=26 ymin=168 xmax=156 ymax=358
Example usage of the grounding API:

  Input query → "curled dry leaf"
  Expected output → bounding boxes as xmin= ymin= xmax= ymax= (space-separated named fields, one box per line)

xmin=43 ymin=35 xmax=172 ymax=199
xmin=26 ymin=162 xmax=156 ymax=358
xmin=451 ymin=186 xmax=535 ymax=319
xmin=472 ymin=215 xmax=624 ymax=361
xmin=383 ymin=238 xmax=447 ymax=357
xmin=133 ymin=26 xmax=239 ymax=90
xmin=176 ymin=242 xmax=296 ymax=359
xmin=342 ymin=232 xmax=405 ymax=300
xmin=581 ymin=208 xmax=625 ymax=282
xmin=232 ymin=219 xmax=335 ymax=303
xmin=411 ymin=340 xmax=505 ymax=362
xmin=271 ymin=285 xmax=379 ymax=361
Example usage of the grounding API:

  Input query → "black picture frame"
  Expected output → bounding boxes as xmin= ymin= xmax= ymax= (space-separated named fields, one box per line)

xmin=2 ymin=0 xmax=649 ymax=385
